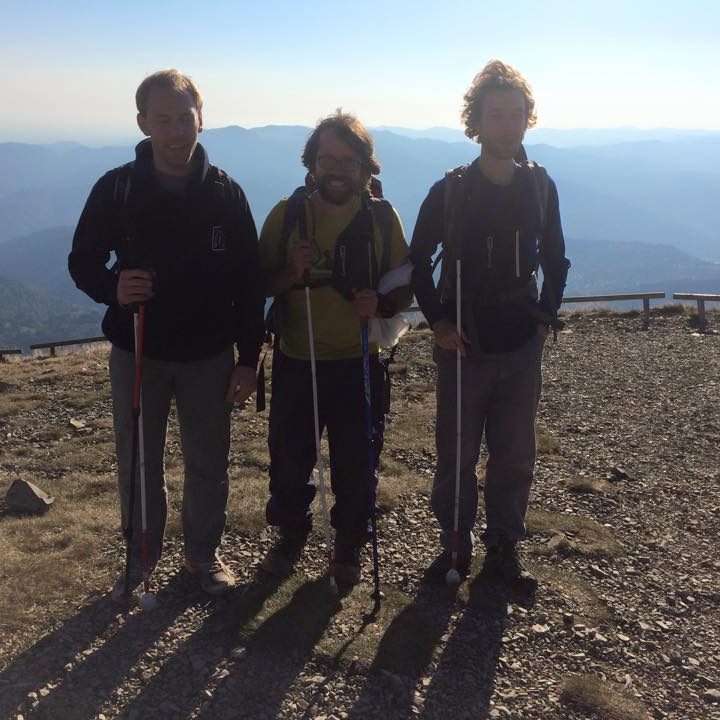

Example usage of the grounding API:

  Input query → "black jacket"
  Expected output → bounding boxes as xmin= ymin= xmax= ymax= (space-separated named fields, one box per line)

xmin=69 ymin=140 xmax=264 ymax=366
xmin=410 ymin=160 xmax=569 ymax=353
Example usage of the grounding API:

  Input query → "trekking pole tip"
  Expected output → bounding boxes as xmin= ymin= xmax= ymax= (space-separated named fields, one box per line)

xmin=140 ymin=591 xmax=158 ymax=612
xmin=445 ymin=568 xmax=461 ymax=586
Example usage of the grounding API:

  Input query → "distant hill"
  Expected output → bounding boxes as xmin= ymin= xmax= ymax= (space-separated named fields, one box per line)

xmin=564 ymin=236 xmax=720 ymax=296
xmin=2 ymin=127 xmax=718 ymax=259
xmin=379 ymin=125 xmax=720 ymax=148
xmin=0 ymin=225 xmax=95 ymax=307
xmin=0 ymin=126 xmax=718 ymax=343
xmin=0 ymin=274 xmax=103 ymax=349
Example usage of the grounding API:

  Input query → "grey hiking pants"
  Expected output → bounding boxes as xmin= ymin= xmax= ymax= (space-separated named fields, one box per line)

xmin=432 ymin=333 xmax=545 ymax=556
xmin=109 ymin=345 xmax=234 ymax=565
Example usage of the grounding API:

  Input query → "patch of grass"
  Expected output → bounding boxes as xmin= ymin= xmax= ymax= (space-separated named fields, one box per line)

xmin=536 ymin=424 xmax=561 ymax=456
xmin=527 ymin=509 xmax=621 ymax=558
xmin=533 ymin=566 xmax=610 ymax=623
xmin=560 ymin=674 xmax=650 ymax=720
xmin=227 ymin=468 xmax=268 ymax=536
xmin=564 ymin=475 xmax=617 ymax=496
xmin=0 ymin=392 xmax=45 ymax=418
xmin=653 ymin=303 xmax=687 ymax=317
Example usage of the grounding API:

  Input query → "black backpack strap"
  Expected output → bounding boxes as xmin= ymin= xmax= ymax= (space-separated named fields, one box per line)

xmin=438 ymin=164 xmax=471 ymax=301
xmin=367 ymin=194 xmax=394 ymax=277
xmin=112 ymin=161 xmax=150 ymax=269
xmin=280 ymin=186 xmax=310 ymax=262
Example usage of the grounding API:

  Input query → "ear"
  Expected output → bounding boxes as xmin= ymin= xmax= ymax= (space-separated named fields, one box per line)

xmin=198 ymin=109 xmax=203 ymax=134
xmin=137 ymin=113 xmax=150 ymax=137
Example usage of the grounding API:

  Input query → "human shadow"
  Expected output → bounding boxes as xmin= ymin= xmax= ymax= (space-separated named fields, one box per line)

xmin=345 ymin=582 xmax=459 ymax=720
xmin=0 ymin=573 xmax=194 ymax=720
xmin=418 ymin=574 xmax=509 ymax=720
xmin=115 ymin=571 xmax=289 ymax=719
xmin=192 ymin=576 xmax=343 ymax=720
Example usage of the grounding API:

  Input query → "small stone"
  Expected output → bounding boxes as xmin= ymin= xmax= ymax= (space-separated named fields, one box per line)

xmin=532 ymin=624 xmax=550 ymax=634
xmin=5 ymin=479 xmax=54 ymax=514
xmin=704 ymin=689 xmax=720 ymax=703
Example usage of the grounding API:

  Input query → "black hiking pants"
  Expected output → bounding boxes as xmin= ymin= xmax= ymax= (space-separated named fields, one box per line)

xmin=266 ymin=350 xmax=385 ymax=545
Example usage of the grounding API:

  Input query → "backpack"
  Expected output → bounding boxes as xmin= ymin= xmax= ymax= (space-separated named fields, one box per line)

xmin=111 ymin=161 xmax=238 ymax=266
xmin=267 ymin=187 xmax=395 ymax=335
xmin=434 ymin=159 xmax=564 ymax=329
xmin=279 ymin=186 xmax=394 ymax=288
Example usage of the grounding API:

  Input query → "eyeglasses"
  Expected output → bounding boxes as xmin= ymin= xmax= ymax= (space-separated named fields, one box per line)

xmin=317 ymin=154 xmax=363 ymax=173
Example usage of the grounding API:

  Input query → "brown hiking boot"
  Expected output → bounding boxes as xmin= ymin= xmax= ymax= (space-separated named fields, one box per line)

xmin=481 ymin=541 xmax=537 ymax=594
xmin=260 ymin=528 xmax=308 ymax=578
xmin=184 ymin=556 xmax=236 ymax=596
xmin=333 ymin=539 xmax=362 ymax=586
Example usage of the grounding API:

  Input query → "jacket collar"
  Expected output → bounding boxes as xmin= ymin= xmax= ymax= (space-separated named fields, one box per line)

xmin=133 ymin=139 xmax=211 ymax=185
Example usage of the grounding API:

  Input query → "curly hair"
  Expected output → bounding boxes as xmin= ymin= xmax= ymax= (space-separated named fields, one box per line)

xmin=461 ymin=60 xmax=536 ymax=142
xmin=302 ymin=109 xmax=381 ymax=177
xmin=135 ymin=69 xmax=203 ymax=115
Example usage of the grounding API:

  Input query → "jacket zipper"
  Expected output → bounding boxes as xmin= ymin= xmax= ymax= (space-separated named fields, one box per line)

xmin=486 ymin=235 xmax=494 ymax=269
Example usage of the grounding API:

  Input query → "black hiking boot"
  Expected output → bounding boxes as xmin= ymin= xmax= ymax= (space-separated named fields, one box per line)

xmin=423 ymin=551 xmax=472 ymax=585
xmin=333 ymin=538 xmax=363 ymax=586
xmin=481 ymin=541 xmax=538 ymax=594
xmin=260 ymin=527 xmax=309 ymax=578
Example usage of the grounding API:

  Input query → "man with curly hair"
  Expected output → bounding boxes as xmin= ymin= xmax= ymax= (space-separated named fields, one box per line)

xmin=411 ymin=60 xmax=570 ymax=592
xmin=258 ymin=111 xmax=411 ymax=586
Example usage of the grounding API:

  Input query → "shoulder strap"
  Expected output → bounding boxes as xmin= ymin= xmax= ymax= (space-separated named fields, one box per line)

xmin=112 ymin=162 xmax=135 ymax=207
xmin=112 ymin=162 xmax=147 ymax=266
xmin=436 ymin=164 xmax=470 ymax=296
xmin=281 ymin=186 xmax=310 ymax=259
xmin=367 ymin=195 xmax=394 ymax=276
xmin=526 ymin=161 xmax=550 ymax=234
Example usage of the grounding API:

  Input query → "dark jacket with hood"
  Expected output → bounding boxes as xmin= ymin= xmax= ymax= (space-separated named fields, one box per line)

xmin=69 ymin=140 xmax=264 ymax=367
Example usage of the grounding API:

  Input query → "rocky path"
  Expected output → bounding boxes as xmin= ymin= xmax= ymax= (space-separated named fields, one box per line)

xmin=0 ymin=310 xmax=718 ymax=719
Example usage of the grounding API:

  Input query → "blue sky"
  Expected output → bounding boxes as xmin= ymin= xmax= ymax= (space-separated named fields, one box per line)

xmin=2 ymin=0 xmax=719 ymax=142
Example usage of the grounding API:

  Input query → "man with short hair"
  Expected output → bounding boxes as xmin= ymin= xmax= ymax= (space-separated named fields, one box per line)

xmin=69 ymin=69 xmax=264 ymax=598
xmin=411 ymin=60 xmax=570 ymax=592
xmin=259 ymin=111 xmax=411 ymax=585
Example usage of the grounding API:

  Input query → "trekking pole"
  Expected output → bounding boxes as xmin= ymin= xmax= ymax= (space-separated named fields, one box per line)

xmin=446 ymin=259 xmax=463 ymax=586
xmin=305 ymin=283 xmax=337 ymax=595
xmin=132 ymin=305 xmax=156 ymax=611
xmin=361 ymin=317 xmax=381 ymax=608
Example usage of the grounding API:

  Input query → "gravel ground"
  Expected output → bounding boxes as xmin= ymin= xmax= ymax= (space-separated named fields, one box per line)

xmin=0 ymin=310 xmax=718 ymax=720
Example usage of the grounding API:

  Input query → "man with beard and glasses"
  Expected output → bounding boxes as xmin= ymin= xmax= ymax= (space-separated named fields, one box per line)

xmin=411 ymin=60 xmax=570 ymax=593
xmin=258 ymin=111 xmax=411 ymax=586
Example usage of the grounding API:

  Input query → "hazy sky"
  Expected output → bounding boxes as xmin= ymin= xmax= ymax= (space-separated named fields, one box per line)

xmin=2 ymin=0 xmax=719 ymax=143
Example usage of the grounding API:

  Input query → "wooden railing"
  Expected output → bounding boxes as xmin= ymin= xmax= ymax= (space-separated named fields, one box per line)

xmin=561 ymin=292 xmax=666 ymax=329
xmin=29 ymin=336 xmax=107 ymax=357
xmin=5 ymin=291 xmax=717 ymax=359
xmin=672 ymin=293 xmax=720 ymax=332
xmin=408 ymin=291 xmax=667 ymax=329
xmin=0 ymin=347 xmax=22 ymax=362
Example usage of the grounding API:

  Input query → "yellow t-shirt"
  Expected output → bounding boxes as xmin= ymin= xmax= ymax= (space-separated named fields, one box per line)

xmin=260 ymin=194 xmax=409 ymax=360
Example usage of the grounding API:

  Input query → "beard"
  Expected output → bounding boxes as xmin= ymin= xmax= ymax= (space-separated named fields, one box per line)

xmin=317 ymin=174 xmax=362 ymax=206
